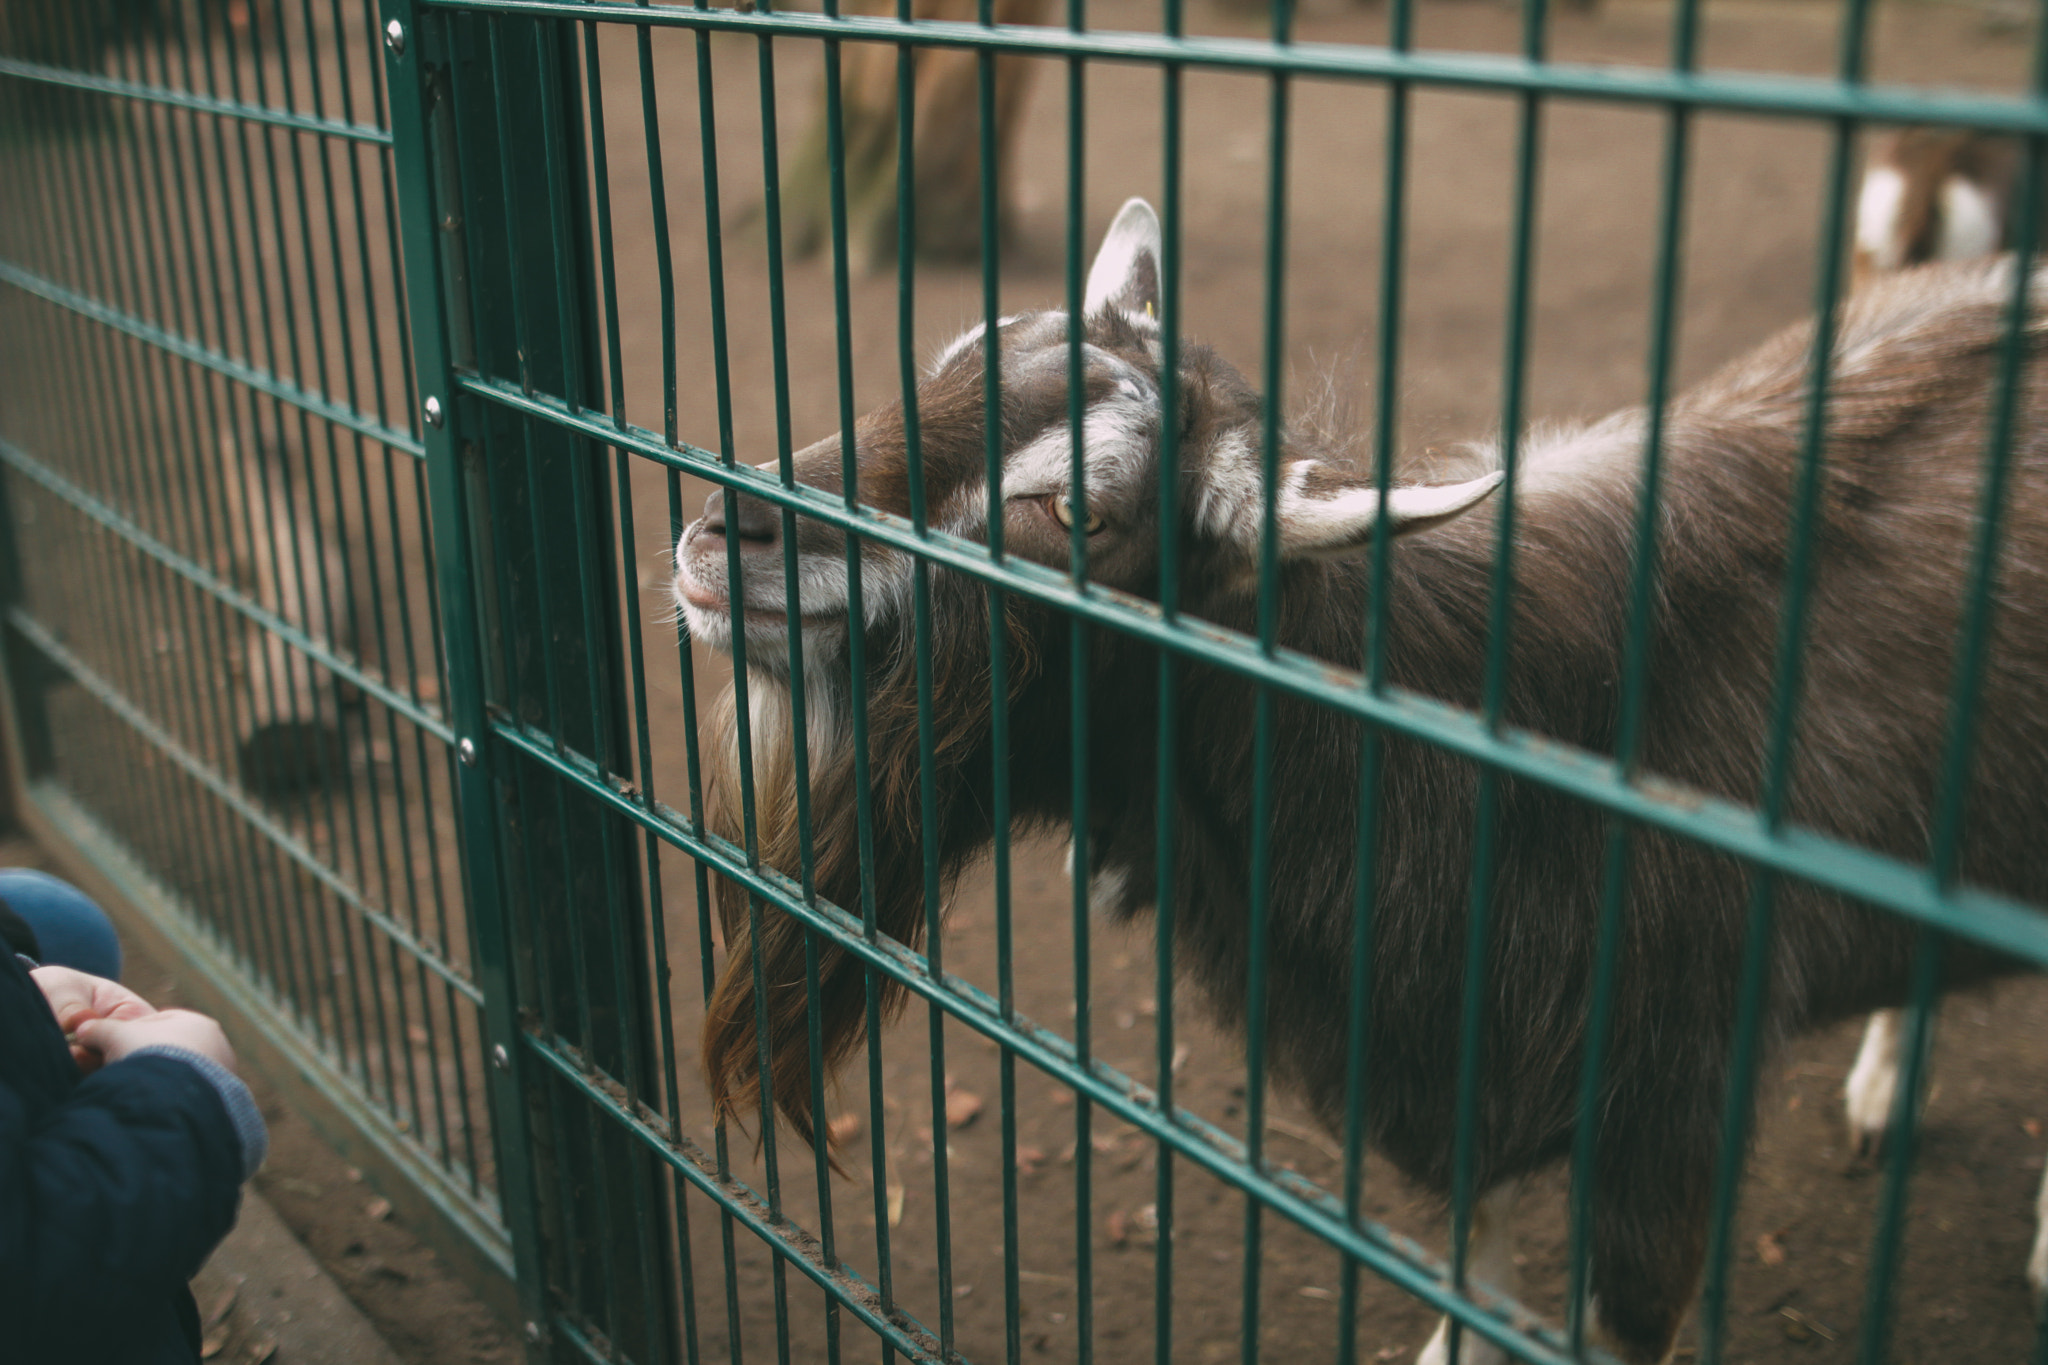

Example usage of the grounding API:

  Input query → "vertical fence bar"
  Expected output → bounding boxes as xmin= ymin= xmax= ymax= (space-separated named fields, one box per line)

xmin=1698 ymin=3 xmax=1870 ymax=1356
xmin=396 ymin=6 xmax=678 ymax=1358
xmin=1243 ymin=2 xmax=1295 ymax=1359
xmin=380 ymin=0 xmax=549 ymax=1352
xmin=1153 ymin=4 xmax=1185 ymax=1362
xmin=970 ymin=2 xmax=1024 ymax=1361
xmin=1060 ymin=1 xmax=1095 ymax=1350
xmin=1443 ymin=6 xmax=1545 ymax=1360
xmin=1563 ymin=2 xmax=1697 ymax=1354
xmin=1337 ymin=0 xmax=1413 ymax=1356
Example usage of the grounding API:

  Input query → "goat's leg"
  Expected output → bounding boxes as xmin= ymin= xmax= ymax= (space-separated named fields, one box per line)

xmin=2029 ymin=1157 xmax=2048 ymax=1315
xmin=1416 ymin=1183 xmax=1523 ymax=1365
xmin=1843 ymin=1009 xmax=1903 ymax=1157
xmin=1584 ymin=1126 xmax=1715 ymax=1364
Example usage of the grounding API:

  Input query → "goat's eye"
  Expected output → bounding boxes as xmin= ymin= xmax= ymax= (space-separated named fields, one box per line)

xmin=1048 ymin=495 xmax=1106 ymax=535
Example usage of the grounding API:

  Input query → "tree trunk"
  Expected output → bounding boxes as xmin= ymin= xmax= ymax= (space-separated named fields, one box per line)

xmin=772 ymin=0 xmax=1051 ymax=269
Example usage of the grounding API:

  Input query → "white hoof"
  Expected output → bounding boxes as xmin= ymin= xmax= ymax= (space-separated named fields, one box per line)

xmin=1844 ymin=1010 xmax=1902 ymax=1156
xmin=1417 ymin=1316 xmax=1510 ymax=1365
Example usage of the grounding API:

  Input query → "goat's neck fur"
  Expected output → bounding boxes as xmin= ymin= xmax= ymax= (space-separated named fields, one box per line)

xmin=702 ymin=580 xmax=1048 ymax=1144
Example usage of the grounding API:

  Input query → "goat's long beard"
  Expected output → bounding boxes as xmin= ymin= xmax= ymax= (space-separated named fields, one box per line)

xmin=698 ymin=586 xmax=1044 ymax=1156
xmin=699 ymin=671 xmax=869 ymax=1152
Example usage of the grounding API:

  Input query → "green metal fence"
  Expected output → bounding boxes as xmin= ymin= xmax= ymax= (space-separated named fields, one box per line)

xmin=0 ymin=0 xmax=512 ymax=1293
xmin=5 ymin=0 xmax=2048 ymax=1361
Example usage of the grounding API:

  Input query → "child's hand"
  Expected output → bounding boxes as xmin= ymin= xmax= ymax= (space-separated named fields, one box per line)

xmin=30 ymin=967 xmax=156 ymax=1071
xmin=75 ymin=1009 xmax=238 ymax=1072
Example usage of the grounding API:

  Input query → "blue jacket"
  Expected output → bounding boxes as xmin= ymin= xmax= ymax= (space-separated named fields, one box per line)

xmin=0 ymin=946 xmax=265 ymax=1364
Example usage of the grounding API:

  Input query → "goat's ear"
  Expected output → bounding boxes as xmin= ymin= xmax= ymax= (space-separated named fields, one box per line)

xmin=1084 ymin=198 xmax=1163 ymax=320
xmin=1276 ymin=463 xmax=1504 ymax=559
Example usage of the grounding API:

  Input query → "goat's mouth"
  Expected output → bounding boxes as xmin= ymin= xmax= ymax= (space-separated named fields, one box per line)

xmin=673 ymin=530 xmax=853 ymax=655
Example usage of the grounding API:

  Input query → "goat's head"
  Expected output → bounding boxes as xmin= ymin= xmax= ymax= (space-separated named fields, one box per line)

xmin=674 ymin=198 xmax=1502 ymax=1148
xmin=674 ymin=200 xmax=1504 ymax=651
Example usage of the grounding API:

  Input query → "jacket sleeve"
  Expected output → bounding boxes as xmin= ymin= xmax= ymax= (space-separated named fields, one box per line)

xmin=0 ymin=1051 xmax=248 ymax=1323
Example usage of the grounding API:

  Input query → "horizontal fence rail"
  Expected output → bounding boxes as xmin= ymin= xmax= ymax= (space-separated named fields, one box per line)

xmin=423 ymin=0 xmax=2048 ymax=133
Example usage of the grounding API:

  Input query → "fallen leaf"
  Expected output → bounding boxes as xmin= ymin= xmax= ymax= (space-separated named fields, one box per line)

xmin=1778 ymin=1306 xmax=1836 ymax=1343
xmin=1106 ymin=1209 xmax=1129 ymax=1246
xmin=201 ymin=1326 xmax=230 ymax=1360
xmin=366 ymin=1196 xmax=393 ymax=1222
xmin=887 ymin=1183 xmax=906 ymax=1227
xmin=407 ymin=1024 xmax=431 ymax=1046
xmin=826 ymin=1112 xmax=864 ymax=1145
xmin=1298 ymin=1285 xmax=1334 ymax=1301
xmin=1756 ymin=1231 xmax=1787 ymax=1267
xmin=1015 ymin=1145 xmax=1047 ymax=1176
xmin=2026 ymin=1118 xmax=2043 ymax=1139
xmin=271 ymin=1176 xmax=323 ymax=1200
xmin=201 ymin=1280 xmax=240 ymax=1330
xmin=243 ymin=1334 xmax=278 ymax=1365
xmin=945 ymin=1089 xmax=984 ymax=1129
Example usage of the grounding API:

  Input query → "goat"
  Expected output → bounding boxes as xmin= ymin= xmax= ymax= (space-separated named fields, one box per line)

xmin=1853 ymin=127 xmax=2037 ymax=290
xmin=216 ymin=434 xmax=365 ymax=799
xmin=1845 ymin=128 xmax=2048 ymax=1319
xmin=674 ymin=199 xmax=2048 ymax=1363
xmin=1845 ymin=128 xmax=2036 ymax=1155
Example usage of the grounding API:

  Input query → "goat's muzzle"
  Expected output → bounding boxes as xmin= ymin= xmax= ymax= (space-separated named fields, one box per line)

xmin=677 ymin=488 xmax=779 ymax=604
xmin=673 ymin=485 xmax=860 ymax=665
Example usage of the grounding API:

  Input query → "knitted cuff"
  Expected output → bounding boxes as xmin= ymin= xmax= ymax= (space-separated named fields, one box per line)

xmin=126 ymin=1045 xmax=269 ymax=1182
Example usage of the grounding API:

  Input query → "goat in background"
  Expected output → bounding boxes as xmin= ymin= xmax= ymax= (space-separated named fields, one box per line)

xmin=217 ymin=434 xmax=365 ymax=800
xmin=1853 ymin=128 xmax=2037 ymax=291
xmin=675 ymin=199 xmax=2048 ymax=1363
xmin=1845 ymin=125 xmax=2048 ymax=1313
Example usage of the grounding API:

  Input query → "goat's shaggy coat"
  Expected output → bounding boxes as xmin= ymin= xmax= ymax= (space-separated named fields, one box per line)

xmin=675 ymin=202 xmax=2048 ymax=1362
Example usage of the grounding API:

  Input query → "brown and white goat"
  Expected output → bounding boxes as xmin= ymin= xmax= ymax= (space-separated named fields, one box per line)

xmin=674 ymin=200 xmax=2048 ymax=1363
xmin=1845 ymin=129 xmax=2035 ymax=1152
xmin=1853 ymin=127 xmax=2035 ymax=289
xmin=1845 ymin=126 xmax=2048 ymax=1316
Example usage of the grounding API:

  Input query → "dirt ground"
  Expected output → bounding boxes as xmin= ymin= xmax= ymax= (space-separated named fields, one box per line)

xmin=16 ymin=0 xmax=2048 ymax=1361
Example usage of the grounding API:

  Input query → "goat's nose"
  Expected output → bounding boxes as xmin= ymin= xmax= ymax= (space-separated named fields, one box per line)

xmin=700 ymin=488 xmax=780 ymax=546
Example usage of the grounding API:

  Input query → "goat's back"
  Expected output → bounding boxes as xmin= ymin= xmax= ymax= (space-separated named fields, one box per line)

xmin=1213 ymin=257 xmax=2048 ymax=1190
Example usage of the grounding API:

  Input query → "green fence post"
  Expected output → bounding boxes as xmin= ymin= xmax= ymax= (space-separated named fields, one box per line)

xmin=386 ymin=5 xmax=681 ymax=1359
xmin=380 ymin=0 xmax=550 ymax=1342
xmin=379 ymin=1 xmax=554 ymax=1355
